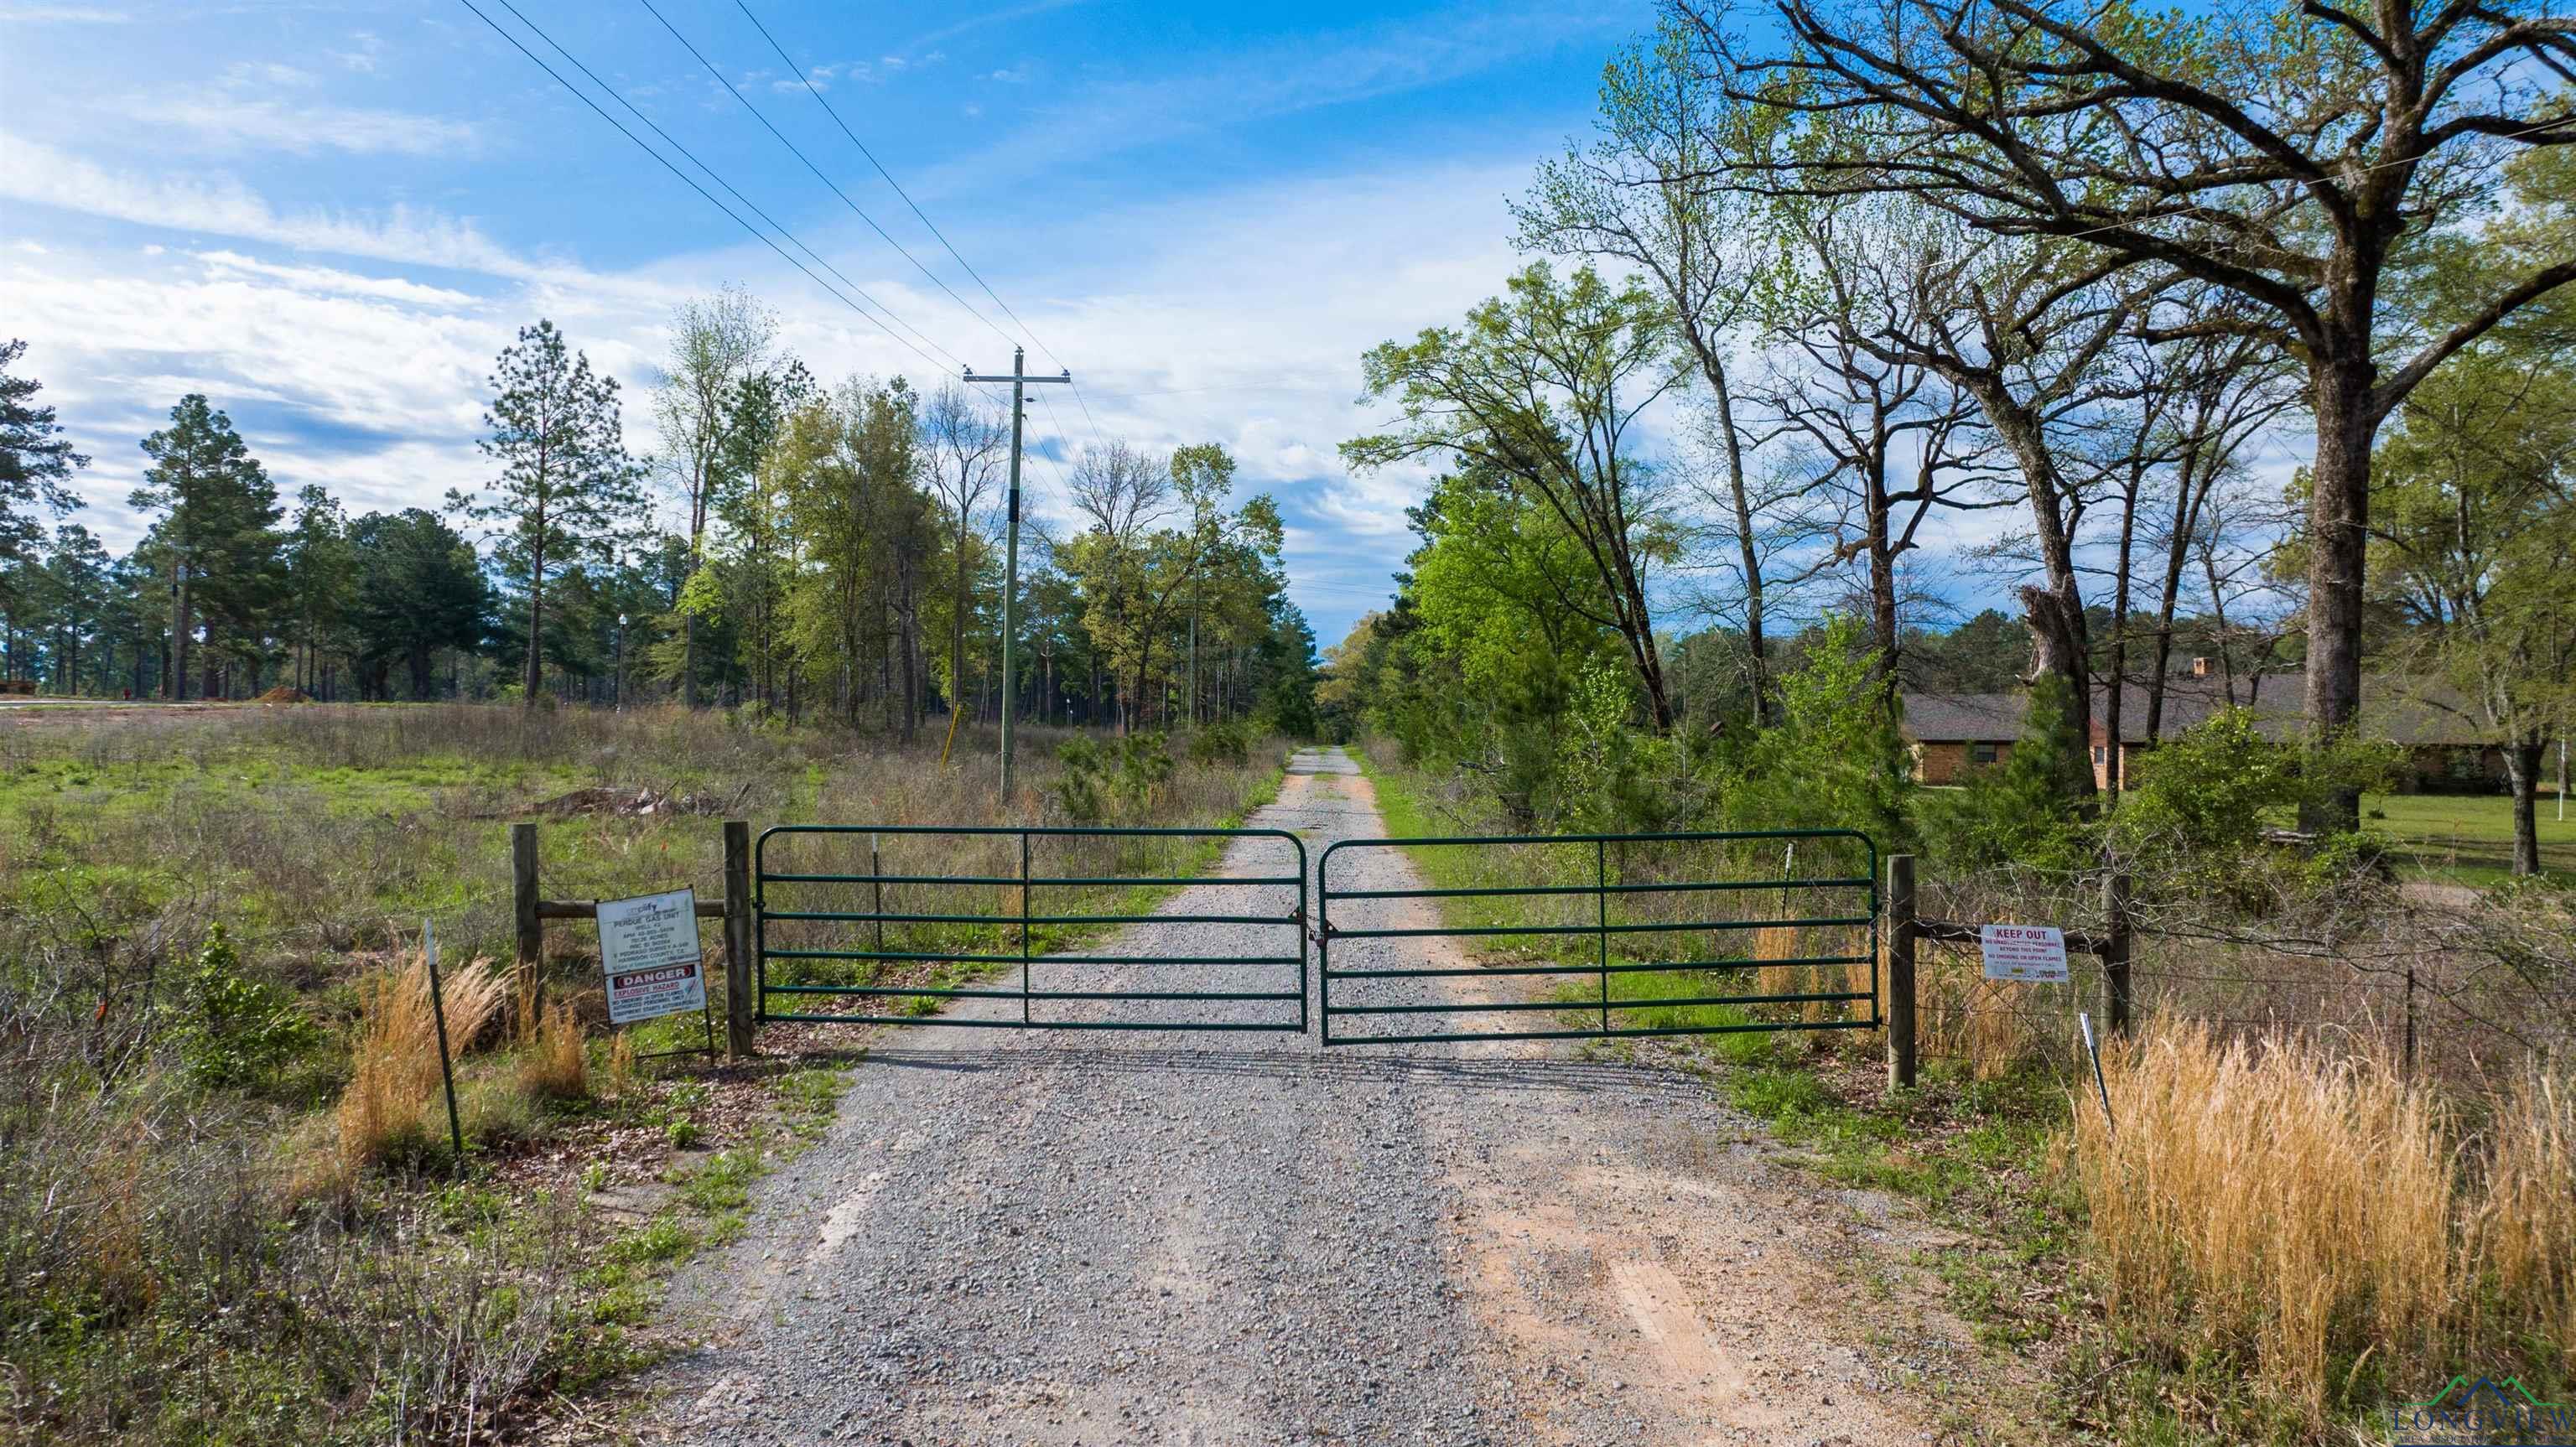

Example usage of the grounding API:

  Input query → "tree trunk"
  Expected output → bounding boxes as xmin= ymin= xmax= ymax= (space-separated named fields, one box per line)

xmin=1981 ymin=391 xmax=2096 ymax=800
xmin=1711 ymin=362 xmax=1770 ymax=724
xmin=2104 ymin=477 xmax=2140 ymax=796
xmin=2506 ymin=737 xmax=2545 ymax=877
xmin=523 ymin=565 xmax=545 ymax=707
xmin=2299 ymin=359 xmax=2373 ymax=832
xmin=683 ymin=613 xmax=698 ymax=709
xmin=169 ymin=561 xmax=191 ymax=701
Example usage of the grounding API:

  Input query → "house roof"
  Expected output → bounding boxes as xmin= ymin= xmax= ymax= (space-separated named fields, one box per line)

xmin=1901 ymin=672 xmax=2493 ymax=747
xmin=1901 ymin=692 xmax=2029 ymax=744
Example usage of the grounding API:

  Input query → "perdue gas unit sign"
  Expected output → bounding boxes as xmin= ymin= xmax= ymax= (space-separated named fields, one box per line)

xmin=596 ymin=889 xmax=708 ymax=1025
xmin=1980 ymin=923 xmax=2070 ymax=983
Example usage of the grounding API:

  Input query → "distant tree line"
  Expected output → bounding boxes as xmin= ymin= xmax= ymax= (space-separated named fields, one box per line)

xmin=0 ymin=298 xmax=1317 ymax=735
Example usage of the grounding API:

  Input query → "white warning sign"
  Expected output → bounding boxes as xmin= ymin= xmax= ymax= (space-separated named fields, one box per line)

xmin=597 ymin=889 xmax=708 ymax=1024
xmin=1979 ymin=923 xmax=2069 ymax=983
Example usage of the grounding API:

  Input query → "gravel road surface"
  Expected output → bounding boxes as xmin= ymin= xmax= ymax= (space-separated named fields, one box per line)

xmin=643 ymin=747 xmax=2012 ymax=1446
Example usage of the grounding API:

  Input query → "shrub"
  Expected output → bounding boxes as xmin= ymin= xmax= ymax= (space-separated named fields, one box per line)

xmin=176 ymin=922 xmax=321 ymax=1092
xmin=1049 ymin=732 xmax=1176 ymax=824
xmin=1707 ymin=616 xmax=1915 ymax=848
xmin=1187 ymin=720 xmax=1252 ymax=765
xmin=1920 ymin=672 xmax=2096 ymax=874
xmin=1051 ymin=737 xmax=1110 ymax=823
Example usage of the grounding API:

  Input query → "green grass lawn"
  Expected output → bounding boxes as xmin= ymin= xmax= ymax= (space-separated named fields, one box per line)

xmin=2360 ymin=791 xmax=2575 ymax=887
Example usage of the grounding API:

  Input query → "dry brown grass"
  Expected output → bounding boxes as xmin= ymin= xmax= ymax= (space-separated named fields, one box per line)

xmin=601 ymin=1031 xmax=637 ymax=1099
xmin=2475 ymin=1066 xmax=2576 ymax=1381
xmin=517 ymin=1001 xmax=589 ymax=1101
xmin=2072 ymin=1019 xmax=2576 ymax=1430
xmin=337 ymin=952 xmax=508 ymax=1167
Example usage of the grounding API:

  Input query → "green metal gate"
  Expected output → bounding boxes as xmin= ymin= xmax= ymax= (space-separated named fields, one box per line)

xmin=752 ymin=824 xmax=1309 ymax=1032
xmin=1316 ymin=829 xmax=1879 ymax=1045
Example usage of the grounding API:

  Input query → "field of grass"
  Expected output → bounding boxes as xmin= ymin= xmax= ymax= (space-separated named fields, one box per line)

xmin=0 ymin=702 xmax=1287 ymax=1445
xmin=2359 ymin=790 xmax=2576 ymax=885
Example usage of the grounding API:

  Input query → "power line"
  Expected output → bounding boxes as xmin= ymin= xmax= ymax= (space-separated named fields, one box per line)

xmin=732 ymin=0 xmax=1049 ymax=359
xmin=726 ymin=0 xmax=1116 ymax=456
xmin=476 ymin=0 xmax=969 ymax=379
xmin=632 ymin=0 xmax=1023 ymax=351
xmin=448 ymin=0 xmax=963 ymax=378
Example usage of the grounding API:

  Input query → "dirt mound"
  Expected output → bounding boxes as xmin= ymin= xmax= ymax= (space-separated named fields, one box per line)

xmin=256 ymin=686 xmax=313 ymax=704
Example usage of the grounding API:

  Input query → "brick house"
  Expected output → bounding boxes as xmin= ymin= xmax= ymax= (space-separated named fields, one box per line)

xmin=1902 ymin=663 xmax=2518 ymax=791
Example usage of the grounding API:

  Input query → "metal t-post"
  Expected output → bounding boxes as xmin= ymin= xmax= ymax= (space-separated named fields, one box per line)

xmin=962 ymin=348 xmax=1071 ymax=805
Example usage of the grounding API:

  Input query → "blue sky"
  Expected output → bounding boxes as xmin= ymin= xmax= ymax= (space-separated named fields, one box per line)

xmin=0 ymin=0 xmax=1663 ymax=645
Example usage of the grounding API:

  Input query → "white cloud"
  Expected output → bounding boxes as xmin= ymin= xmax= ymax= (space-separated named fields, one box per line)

xmin=0 ymin=130 xmax=535 ymax=276
xmin=191 ymin=251 xmax=482 ymax=307
xmin=0 ymin=5 xmax=128 ymax=21
xmin=986 ymin=67 xmax=1026 ymax=84
xmin=121 ymin=64 xmax=480 ymax=157
xmin=331 ymin=32 xmax=385 ymax=75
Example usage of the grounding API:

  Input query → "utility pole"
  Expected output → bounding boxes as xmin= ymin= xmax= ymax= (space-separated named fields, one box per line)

xmin=962 ymin=348 xmax=1070 ymax=804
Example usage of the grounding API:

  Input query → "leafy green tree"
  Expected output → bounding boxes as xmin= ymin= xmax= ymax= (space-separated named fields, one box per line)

xmin=131 ymin=395 xmax=281 ymax=699
xmin=1708 ymin=616 xmax=1915 ymax=848
xmin=280 ymin=485 xmax=351 ymax=696
xmin=2369 ymin=348 xmax=2576 ymax=874
xmin=0 ymin=340 xmax=86 ymax=617
xmin=347 ymin=510 xmax=490 ymax=699
xmin=39 ymin=524 xmax=112 ymax=692
xmin=715 ymin=361 xmax=815 ymax=713
xmin=778 ymin=378 xmax=935 ymax=734
xmin=1920 ymin=672 xmax=2096 ymax=873
xmin=653 ymin=286 xmax=775 ymax=707
xmin=1515 ymin=17 xmax=1786 ymax=719
xmin=1347 ymin=262 xmax=1686 ymax=729
xmin=452 ymin=320 xmax=642 ymax=707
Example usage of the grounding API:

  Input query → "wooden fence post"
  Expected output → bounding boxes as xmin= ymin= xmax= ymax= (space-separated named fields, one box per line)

xmin=2102 ymin=871 xmax=2133 ymax=1037
xmin=1886 ymin=853 xmax=1918 ymax=1092
xmin=512 ymin=822 xmax=542 ymax=1009
xmin=724 ymin=820 xmax=755 ymax=1059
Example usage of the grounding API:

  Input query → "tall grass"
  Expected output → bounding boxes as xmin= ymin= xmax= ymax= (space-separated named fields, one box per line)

xmin=337 ymin=953 xmax=508 ymax=1170
xmin=2073 ymin=1019 xmax=2575 ymax=1433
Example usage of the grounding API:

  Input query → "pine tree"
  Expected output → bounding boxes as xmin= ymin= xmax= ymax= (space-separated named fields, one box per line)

xmin=451 ymin=321 xmax=641 ymax=707
xmin=347 ymin=510 xmax=488 ymax=699
xmin=0 ymin=340 xmax=88 ymax=650
xmin=132 ymin=396 xmax=281 ymax=700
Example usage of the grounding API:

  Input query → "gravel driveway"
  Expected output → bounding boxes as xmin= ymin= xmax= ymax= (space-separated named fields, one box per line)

xmin=642 ymin=747 xmax=2016 ymax=1446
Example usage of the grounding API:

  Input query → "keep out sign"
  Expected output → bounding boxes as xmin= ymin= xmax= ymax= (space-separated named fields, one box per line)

xmin=597 ymin=889 xmax=709 ymax=1024
xmin=1979 ymin=924 xmax=2069 ymax=983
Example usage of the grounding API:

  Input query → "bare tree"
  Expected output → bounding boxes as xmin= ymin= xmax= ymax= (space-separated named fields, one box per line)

xmin=1514 ymin=17 xmax=1784 ymax=718
xmin=918 ymin=383 xmax=1008 ymax=724
xmin=1758 ymin=198 xmax=2023 ymax=705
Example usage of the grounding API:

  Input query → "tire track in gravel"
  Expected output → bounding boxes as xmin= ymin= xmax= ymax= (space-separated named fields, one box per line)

xmin=640 ymin=747 xmax=2030 ymax=1446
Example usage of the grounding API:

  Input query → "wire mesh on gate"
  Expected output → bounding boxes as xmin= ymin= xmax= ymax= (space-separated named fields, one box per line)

xmin=1317 ymin=829 xmax=1880 ymax=1046
xmin=751 ymin=824 xmax=1309 ymax=1033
